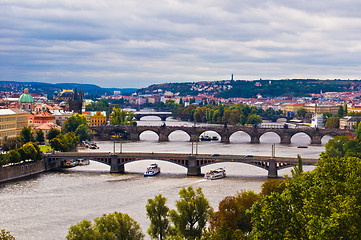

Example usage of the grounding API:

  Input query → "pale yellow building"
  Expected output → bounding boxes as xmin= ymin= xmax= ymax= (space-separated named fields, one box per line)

xmin=0 ymin=108 xmax=29 ymax=144
xmin=304 ymin=104 xmax=340 ymax=115
xmin=90 ymin=111 xmax=107 ymax=126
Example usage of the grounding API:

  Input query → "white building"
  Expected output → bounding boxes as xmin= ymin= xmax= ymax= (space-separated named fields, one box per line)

xmin=50 ymin=110 xmax=74 ymax=127
xmin=311 ymin=114 xmax=324 ymax=128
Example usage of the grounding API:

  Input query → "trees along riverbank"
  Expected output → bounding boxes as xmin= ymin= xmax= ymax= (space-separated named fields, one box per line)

xmin=65 ymin=130 xmax=361 ymax=239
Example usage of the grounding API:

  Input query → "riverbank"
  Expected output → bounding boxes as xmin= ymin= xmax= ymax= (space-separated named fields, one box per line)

xmin=0 ymin=160 xmax=45 ymax=183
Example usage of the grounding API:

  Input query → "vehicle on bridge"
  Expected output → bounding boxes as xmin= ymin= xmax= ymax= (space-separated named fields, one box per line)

xmin=144 ymin=163 xmax=160 ymax=177
xmin=204 ymin=167 xmax=226 ymax=180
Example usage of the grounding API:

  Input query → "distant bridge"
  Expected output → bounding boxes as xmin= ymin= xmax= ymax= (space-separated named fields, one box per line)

xmin=131 ymin=111 xmax=173 ymax=121
xmin=90 ymin=125 xmax=351 ymax=144
xmin=44 ymin=152 xmax=318 ymax=178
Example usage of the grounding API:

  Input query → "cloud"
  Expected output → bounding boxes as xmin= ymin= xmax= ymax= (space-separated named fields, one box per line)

xmin=1 ymin=0 xmax=361 ymax=88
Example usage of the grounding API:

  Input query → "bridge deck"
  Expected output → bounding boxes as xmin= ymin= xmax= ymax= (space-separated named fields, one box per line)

xmin=47 ymin=152 xmax=318 ymax=165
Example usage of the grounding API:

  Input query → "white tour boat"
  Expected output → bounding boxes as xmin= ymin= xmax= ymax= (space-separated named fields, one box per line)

xmin=204 ymin=167 xmax=226 ymax=180
xmin=144 ymin=163 xmax=161 ymax=177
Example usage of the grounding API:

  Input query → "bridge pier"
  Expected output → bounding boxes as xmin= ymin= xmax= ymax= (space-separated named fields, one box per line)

xmin=221 ymin=135 xmax=230 ymax=143
xmin=268 ymin=158 xmax=278 ymax=178
xmin=250 ymin=135 xmax=260 ymax=144
xmin=159 ymin=134 xmax=169 ymax=142
xmin=110 ymin=154 xmax=124 ymax=173
xmin=190 ymin=134 xmax=199 ymax=142
xmin=280 ymin=135 xmax=291 ymax=144
xmin=129 ymin=133 xmax=139 ymax=141
xmin=187 ymin=156 xmax=201 ymax=176
xmin=311 ymin=135 xmax=322 ymax=144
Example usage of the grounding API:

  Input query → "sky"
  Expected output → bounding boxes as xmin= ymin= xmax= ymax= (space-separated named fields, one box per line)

xmin=2 ymin=0 xmax=361 ymax=88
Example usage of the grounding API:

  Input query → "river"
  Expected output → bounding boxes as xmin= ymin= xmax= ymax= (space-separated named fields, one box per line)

xmin=0 ymin=117 xmax=331 ymax=239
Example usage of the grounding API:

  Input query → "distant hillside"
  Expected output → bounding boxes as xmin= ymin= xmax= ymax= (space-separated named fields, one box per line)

xmin=0 ymin=81 xmax=137 ymax=98
xmin=138 ymin=79 xmax=361 ymax=98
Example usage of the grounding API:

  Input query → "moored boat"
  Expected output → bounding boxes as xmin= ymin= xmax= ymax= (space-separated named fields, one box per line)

xmin=200 ymin=135 xmax=219 ymax=141
xmin=144 ymin=163 xmax=160 ymax=177
xmin=204 ymin=167 xmax=226 ymax=180
xmin=78 ymin=158 xmax=90 ymax=166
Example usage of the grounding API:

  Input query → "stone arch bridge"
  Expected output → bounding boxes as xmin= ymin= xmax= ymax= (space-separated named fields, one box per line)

xmin=44 ymin=152 xmax=318 ymax=178
xmin=90 ymin=125 xmax=351 ymax=144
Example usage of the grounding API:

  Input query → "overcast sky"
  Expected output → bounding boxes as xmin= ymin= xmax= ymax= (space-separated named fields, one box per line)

xmin=1 ymin=0 xmax=361 ymax=88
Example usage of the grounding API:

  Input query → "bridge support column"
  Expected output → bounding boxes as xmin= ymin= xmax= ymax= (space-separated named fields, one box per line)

xmin=250 ymin=135 xmax=260 ymax=144
xmin=280 ymin=135 xmax=291 ymax=144
xmin=311 ymin=135 xmax=322 ymax=144
xmin=159 ymin=134 xmax=169 ymax=142
xmin=268 ymin=158 xmax=278 ymax=178
xmin=190 ymin=134 xmax=199 ymax=142
xmin=187 ymin=156 xmax=201 ymax=176
xmin=221 ymin=135 xmax=230 ymax=143
xmin=129 ymin=133 xmax=139 ymax=141
xmin=110 ymin=154 xmax=124 ymax=173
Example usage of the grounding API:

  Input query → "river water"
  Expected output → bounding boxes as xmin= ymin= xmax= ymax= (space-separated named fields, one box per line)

xmin=0 ymin=117 xmax=331 ymax=240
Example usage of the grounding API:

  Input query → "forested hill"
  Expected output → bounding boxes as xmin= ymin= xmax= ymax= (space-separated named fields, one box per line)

xmin=138 ymin=79 xmax=361 ymax=98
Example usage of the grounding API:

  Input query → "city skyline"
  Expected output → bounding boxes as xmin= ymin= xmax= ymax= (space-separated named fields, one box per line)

xmin=2 ymin=1 xmax=361 ymax=88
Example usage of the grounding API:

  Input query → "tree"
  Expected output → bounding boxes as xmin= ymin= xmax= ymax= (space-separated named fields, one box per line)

xmin=290 ymin=154 xmax=303 ymax=177
xmin=325 ymin=116 xmax=340 ymax=129
xmin=35 ymin=129 xmax=45 ymax=144
xmin=169 ymin=186 xmax=212 ymax=240
xmin=50 ymin=132 xmax=78 ymax=152
xmin=63 ymin=113 xmax=88 ymax=133
xmin=110 ymin=107 xmax=136 ymax=126
xmin=146 ymin=194 xmax=170 ymax=240
xmin=0 ymin=229 xmax=15 ymax=240
xmin=19 ymin=126 xmax=35 ymax=144
xmin=296 ymin=107 xmax=308 ymax=119
xmin=75 ymin=124 xmax=93 ymax=142
xmin=46 ymin=128 xmax=61 ymax=141
xmin=260 ymin=179 xmax=286 ymax=197
xmin=251 ymin=154 xmax=361 ymax=239
xmin=337 ymin=105 xmax=344 ymax=117
xmin=324 ymin=136 xmax=349 ymax=157
xmin=209 ymin=190 xmax=259 ymax=240
xmin=247 ymin=114 xmax=262 ymax=126
xmin=18 ymin=142 xmax=42 ymax=161
xmin=67 ymin=211 xmax=144 ymax=240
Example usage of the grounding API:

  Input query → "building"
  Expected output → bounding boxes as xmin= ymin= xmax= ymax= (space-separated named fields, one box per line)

xmin=311 ymin=114 xmax=324 ymax=128
xmin=34 ymin=122 xmax=61 ymax=137
xmin=90 ymin=111 xmax=107 ymax=126
xmin=30 ymin=111 xmax=56 ymax=127
xmin=17 ymin=88 xmax=35 ymax=112
xmin=304 ymin=104 xmax=340 ymax=115
xmin=51 ymin=110 xmax=74 ymax=127
xmin=0 ymin=108 xmax=29 ymax=144
xmin=339 ymin=116 xmax=361 ymax=129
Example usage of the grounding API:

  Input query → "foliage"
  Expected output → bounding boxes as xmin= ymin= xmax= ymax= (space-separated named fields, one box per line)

xmin=75 ymin=124 xmax=93 ymax=142
xmin=296 ymin=107 xmax=309 ymax=119
xmin=246 ymin=114 xmax=262 ymax=126
xmin=208 ymin=190 xmax=259 ymax=239
xmin=46 ymin=128 xmax=61 ymax=141
xmin=110 ymin=107 xmax=136 ymax=126
xmin=35 ymin=129 xmax=45 ymax=144
xmin=0 ymin=142 xmax=42 ymax=166
xmin=324 ymin=136 xmax=351 ymax=157
xmin=260 ymin=179 xmax=286 ymax=197
xmin=63 ymin=113 xmax=88 ymax=133
xmin=1 ymin=136 xmax=22 ymax=151
xmin=169 ymin=186 xmax=212 ymax=240
xmin=85 ymin=99 xmax=110 ymax=113
xmin=0 ymin=229 xmax=15 ymax=240
xmin=19 ymin=126 xmax=35 ymax=144
xmin=290 ymin=154 xmax=303 ymax=177
xmin=325 ymin=116 xmax=340 ymax=129
xmin=146 ymin=194 xmax=170 ymax=240
xmin=50 ymin=132 xmax=78 ymax=152
xmin=67 ymin=211 xmax=144 ymax=240
xmin=251 ymin=154 xmax=361 ymax=239
xmin=337 ymin=105 xmax=344 ymax=117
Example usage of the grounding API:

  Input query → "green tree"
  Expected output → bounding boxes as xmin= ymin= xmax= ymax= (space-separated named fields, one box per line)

xmin=50 ymin=132 xmax=78 ymax=152
xmin=291 ymin=154 xmax=303 ymax=177
xmin=63 ymin=113 xmax=88 ymax=133
xmin=324 ymin=136 xmax=349 ymax=157
xmin=337 ymin=105 xmax=344 ymax=117
xmin=146 ymin=194 xmax=170 ymax=240
xmin=110 ymin=107 xmax=136 ymax=126
xmin=296 ymin=107 xmax=308 ymax=119
xmin=46 ymin=128 xmax=61 ymax=141
xmin=18 ymin=142 xmax=42 ymax=161
xmin=35 ymin=129 xmax=45 ymax=144
xmin=169 ymin=186 xmax=212 ymax=240
xmin=251 ymin=154 xmax=361 ymax=239
xmin=75 ymin=124 xmax=93 ymax=142
xmin=260 ymin=179 xmax=286 ymax=197
xmin=325 ymin=116 xmax=340 ymax=129
xmin=246 ymin=114 xmax=262 ymax=126
xmin=7 ymin=149 xmax=21 ymax=164
xmin=344 ymin=102 xmax=348 ymax=115
xmin=0 ymin=229 xmax=15 ymax=240
xmin=19 ymin=126 xmax=35 ymax=144
xmin=67 ymin=211 xmax=144 ymax=240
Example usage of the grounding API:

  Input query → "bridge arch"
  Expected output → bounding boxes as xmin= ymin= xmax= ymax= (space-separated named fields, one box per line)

xmin=229 ymin=131 xmax=251 ymax=143
xmin=139 ymin=130 xmax=160 ymax=141
xmin=290 ymin=132 xmax=312 ymax=145
xmin=259 ymin=131 xmax=281 ymax=144
xmin=198 ymin=130 xmax=221 ymax=142
xmin=168 ymin=130 xmax=191 ymax=142
xmin=122 ymin=158 xmax=188 ymax=171
xmin=200 ymin=160 xmax=269 ymax=172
